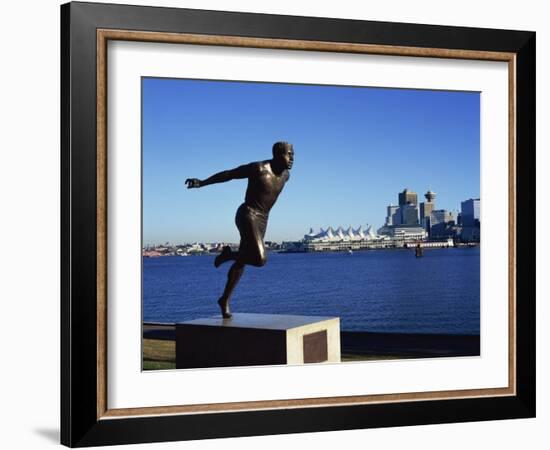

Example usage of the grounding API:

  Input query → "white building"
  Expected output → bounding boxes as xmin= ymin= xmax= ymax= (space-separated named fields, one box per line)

xmin=302 ymin=225 xmax=388 ymax=251
xmin=377 ymin=224 xmax=428 ymax=241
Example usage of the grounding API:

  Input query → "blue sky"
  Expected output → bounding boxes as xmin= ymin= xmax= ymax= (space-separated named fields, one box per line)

xmin=142 ymin=77 xmax=479 ymax=244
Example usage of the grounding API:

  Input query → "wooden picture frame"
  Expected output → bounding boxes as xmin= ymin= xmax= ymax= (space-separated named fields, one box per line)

xmin=61 ymin=1 xmax=535 ymax=447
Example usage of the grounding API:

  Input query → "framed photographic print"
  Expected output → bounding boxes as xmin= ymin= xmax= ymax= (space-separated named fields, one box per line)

xmin=61 ymin=1 xmax=535 ymax=447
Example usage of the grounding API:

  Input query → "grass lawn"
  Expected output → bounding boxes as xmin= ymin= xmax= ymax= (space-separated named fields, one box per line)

xmin=143 ymin=360 xmax=176 ymax=370
xmin=143 ymin=339 xmax=176 ymax=370
xmin=143 ymin=338 xmax=402 ymax=370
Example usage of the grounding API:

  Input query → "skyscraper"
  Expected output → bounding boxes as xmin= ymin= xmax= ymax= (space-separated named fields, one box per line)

xmin=401 ymin=203 xmax=420 ymax=225
xmin=398 ymin=188 xmax=418 ymax=206
xmin=461 ymin=198 xmax=480 ymax=226
xmin=386 ymin=204 xmax=400 ymax=226
xmin=420 ymin=190 xmax=436 ymax=228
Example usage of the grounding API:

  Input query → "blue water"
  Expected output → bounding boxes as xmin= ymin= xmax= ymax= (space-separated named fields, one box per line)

xmin=143 ymin=247 xmax=480 ymax=335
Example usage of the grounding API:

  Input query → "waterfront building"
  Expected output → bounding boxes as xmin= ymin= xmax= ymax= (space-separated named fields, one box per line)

xmin=378 ymin=224 xmax=427 ymax=241
xmin=186 ymin=243 xmax=208 ymax=254
xmin=430 ymin=222 xmax=460 ymax=239
xmin=461 ymin=198 xmax=480 ymax=226
xmin=404 ymin=237 xmax=454 ymax=248
xmin=460 ymin=198 xmax=481 ymax=242
xmin=398 ymin=188 xmax=418 ymax=206
xmin=301 ymin=224 xmax=389 ymax=251
xmin=461 ymin=225 xmax=480 ymax=242
xmin=430 ymin=209 xmax=454 ymax=226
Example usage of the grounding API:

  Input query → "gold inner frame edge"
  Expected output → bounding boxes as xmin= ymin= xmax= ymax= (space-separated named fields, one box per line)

xmin=96 ymin=29 xmax=517 ymax=420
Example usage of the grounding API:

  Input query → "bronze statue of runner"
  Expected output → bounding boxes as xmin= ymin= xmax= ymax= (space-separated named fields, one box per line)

xmin=185 ymin=141 xmax=294 ymax=318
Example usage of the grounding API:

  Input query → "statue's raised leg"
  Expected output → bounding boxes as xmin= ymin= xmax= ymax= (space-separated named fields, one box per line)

xmin=214 ymin=245 xmax=237 ymax=268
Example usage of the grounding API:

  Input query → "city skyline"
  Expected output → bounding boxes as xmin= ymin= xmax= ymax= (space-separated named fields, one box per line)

xmin=143 ymin=78 xmax=480 ymax=243
xmin=143 ymin=188 xmax=479 ymax=247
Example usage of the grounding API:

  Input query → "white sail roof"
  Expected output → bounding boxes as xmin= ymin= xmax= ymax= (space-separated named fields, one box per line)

xmin=303 ymin=224 xmax=380 ymax=242
xmin=366 ymin=225 xmax=377 ymax=239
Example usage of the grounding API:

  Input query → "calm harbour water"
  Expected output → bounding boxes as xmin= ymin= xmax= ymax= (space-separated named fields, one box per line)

xmin=143 ymin=247 xmax=480 ymax=335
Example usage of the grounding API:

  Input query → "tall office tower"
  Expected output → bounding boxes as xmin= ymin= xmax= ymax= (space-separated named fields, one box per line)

xmin=401 ymin=203 xmax=420 ymax=225
xmin=398 ymin=188 xmax=418 ymax=206
xmin=461 ymin=198 xmax=481 ymax=226
xmin=420 ymin=190 xmax=436 ymax=228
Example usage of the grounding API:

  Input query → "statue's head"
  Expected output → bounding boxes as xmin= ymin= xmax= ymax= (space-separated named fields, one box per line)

xmin=272 ymin=141 xmax=294 ymax=170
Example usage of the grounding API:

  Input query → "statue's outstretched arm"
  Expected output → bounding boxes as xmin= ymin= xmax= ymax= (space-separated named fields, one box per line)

xmin=185 ymin=163 xmax=253 ymax=188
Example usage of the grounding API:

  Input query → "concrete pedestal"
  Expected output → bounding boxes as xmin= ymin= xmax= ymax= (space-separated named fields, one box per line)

xmin=176 ymin=313 xmax=340 ymax=369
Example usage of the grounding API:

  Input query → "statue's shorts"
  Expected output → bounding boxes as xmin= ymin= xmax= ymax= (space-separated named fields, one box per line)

xmin=235 ymin=203 xmax=268 ymax=266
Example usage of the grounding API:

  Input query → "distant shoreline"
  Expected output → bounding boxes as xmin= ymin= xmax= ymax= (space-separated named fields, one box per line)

xmin=144 ymin=244 xmax=480 ymax=257
xmin=278 ymin=243 xmax=479 ymax=254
